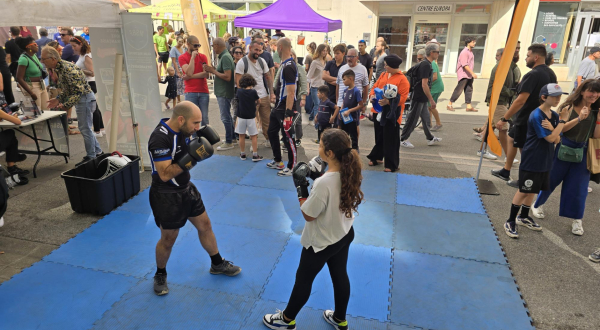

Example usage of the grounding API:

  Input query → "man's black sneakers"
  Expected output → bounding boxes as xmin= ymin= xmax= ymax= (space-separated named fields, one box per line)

xmin=153 ymin=274 xmax=169 ymax=295
xmin=7 ymin=165 xmax=29 ymax=176
xmin=491 ymin=168 xmax=510 ymax=181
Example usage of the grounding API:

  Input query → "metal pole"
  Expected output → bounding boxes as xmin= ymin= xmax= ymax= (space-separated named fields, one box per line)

xmin=109 ymin=54 xmax=123 ymax=153
xmin=475 ymin=141 xmax=487 ymax=181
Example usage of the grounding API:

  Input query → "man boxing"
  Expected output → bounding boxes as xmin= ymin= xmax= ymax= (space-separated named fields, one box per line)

xmin=148 ymin=101 xmax=241 ymax=296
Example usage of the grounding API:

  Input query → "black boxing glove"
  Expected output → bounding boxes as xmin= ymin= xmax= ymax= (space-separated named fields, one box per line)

xmin=197 ymin=125 xmax=221 ymax=145
xmin=285 ymin=108 xmax=295 ymax=118
xmin=307 ymin=156 xmax=327 ymax=181
xmin=177 ymin=137 xmax=213 ymax=171
xmin=292 ymin=162 xmax=311 ymax=199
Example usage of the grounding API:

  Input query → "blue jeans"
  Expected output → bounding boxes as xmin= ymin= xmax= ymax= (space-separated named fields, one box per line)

xmin=75 ymin=92 xmax=102 ymax=159
xmin=308 ymin=87 xmax=320 ymax=121
xmin=185 ymin=92 xmax=210 ymax=126
xmin=216 ymin=96 xmax=234 ymax=143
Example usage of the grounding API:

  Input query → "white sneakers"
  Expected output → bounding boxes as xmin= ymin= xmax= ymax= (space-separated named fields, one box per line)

xmin=572 ymin=220 xmax=584 ymax=236
xmin=531 ymin=204 xmax=545 ymax=219
xmin=0 ymin=216 xmax=4 ymax=227
xmin=400 ymin=140 xmax=414 ymax=148
xmin=217 ymin=142 xmax=235 ymax=151
xmin=477 ymin=150 xmax=498 ymax=160
xmin=427 ymin=137 xmax=442 ymax=146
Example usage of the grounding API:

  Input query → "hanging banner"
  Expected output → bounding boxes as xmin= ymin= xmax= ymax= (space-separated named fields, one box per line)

xmin=180 ymin=0 xmax=212 ymax=63
xmin=90 ymin=27 xmax=137 ymax=155
xmin=487 ymin=0 xmax=531 ymax=156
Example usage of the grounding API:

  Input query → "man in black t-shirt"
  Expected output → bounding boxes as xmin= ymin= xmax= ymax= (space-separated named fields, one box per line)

xmin=5 ymin=27 xmax=22 ymax=79
xmin=323 ymin=44 xmax=347 ymax=103
xmin=266 ymin=38 xmax=298 ymax=176
xmin=147 ymin=101 xmax=241 ymax=296
xmin=358 ymin=40 xmax=373 ymax=83
xmin=492 ymin=44 xmax=557 ymax=184
xmin=401 ymin=43 xmax=442 ymax=148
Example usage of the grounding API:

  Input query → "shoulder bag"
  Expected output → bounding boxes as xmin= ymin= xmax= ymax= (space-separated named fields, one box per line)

xmin=557 ymin=107 xmax=595 ymax=163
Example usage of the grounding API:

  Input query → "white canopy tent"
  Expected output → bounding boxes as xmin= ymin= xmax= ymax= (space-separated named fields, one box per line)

xmin=1 ymin=0 xmax=124 ymax=27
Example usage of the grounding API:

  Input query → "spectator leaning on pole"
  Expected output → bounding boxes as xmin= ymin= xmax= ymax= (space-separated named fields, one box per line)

xmin=42 ymin=46 xmax=103 ymax=165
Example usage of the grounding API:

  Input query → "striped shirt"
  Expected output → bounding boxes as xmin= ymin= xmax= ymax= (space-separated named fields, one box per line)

xmin=336 ymin=63 xmax=369 ymax=107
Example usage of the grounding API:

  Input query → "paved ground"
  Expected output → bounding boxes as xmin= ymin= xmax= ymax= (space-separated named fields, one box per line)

xmin=1 ymin=77 xmax=599 ymax=329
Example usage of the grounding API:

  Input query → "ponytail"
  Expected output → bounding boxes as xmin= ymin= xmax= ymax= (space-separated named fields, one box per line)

xmin=321 ymin=129 xmax=364 ymax=218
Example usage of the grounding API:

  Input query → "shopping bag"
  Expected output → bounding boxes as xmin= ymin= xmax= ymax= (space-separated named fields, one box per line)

xmin=587 ymin=138 xmax=600 ymax=174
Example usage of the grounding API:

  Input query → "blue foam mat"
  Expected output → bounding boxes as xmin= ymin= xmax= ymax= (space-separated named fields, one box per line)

xmin=361 ymin=170 xmax=397 ymax=204
xmin=353 ymin=200 xmax=395 ymax=248
xmin=243 ymin=299 xmax=389 ymax=330
xmin=0 ymin=261 xmax=138 ymax=330
xmin=44 ymin=210 xmax=160 ymax=277
xmin=93 ymin=280 xmax=255 ymax=330
xmin=394 ymin=204 xmax=507 ymax=264
xmin=209 ymin=185 xmax=305 ymax=234
xmin=152 ymin=223 xmax=290 ymax=299
xmin=238 ymin=161 xmax=296 ymax=191
xmin=261 ymin=235 xmax=392 ymax=322
xmin=390 ymin=251 xmax=533 ymax=330
xmin=189 ymin=154 xmax=257 ymax=184
xmin=396 ymin=174 xmax=486 ymax=214
xmin=117 ymin=188 xmax=151 ymax=214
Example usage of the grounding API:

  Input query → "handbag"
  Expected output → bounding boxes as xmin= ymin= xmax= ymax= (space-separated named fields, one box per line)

xmin=588 ymin=138 xmax=600 ymax=174
xmin=23 ymin=53 xmax=48 ymax=80
xmin=557 ymin=108 xmax=595 ymax=163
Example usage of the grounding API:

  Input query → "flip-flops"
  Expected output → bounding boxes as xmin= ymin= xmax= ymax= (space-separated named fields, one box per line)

xmin=446 ymin=105 xmax=455 ymax=111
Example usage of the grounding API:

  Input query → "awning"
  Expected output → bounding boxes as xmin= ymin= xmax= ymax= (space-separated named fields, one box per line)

xmin=234 ymin=0 xmax=342 ymax=32
xmin=129 ymin=0 xmax=239 ymax=23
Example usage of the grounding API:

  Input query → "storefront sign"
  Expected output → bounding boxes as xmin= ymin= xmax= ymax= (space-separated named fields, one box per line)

xmin=415 ymin=5 xmax=453 ymax=13
xmin=533 ymin=3 xmax=572 ymax=59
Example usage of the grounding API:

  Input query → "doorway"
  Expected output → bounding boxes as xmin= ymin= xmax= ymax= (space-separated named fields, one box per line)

xmin=447 ymin=16 xmax=489 ymax=74
xmin=411 ymin=16 xmax=451 ymax=71
xmin=567 ymin=14 xmax=600 ymax=80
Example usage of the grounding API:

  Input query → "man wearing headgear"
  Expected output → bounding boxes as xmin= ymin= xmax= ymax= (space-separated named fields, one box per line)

xmin=367 ymin=54 xmax=410 ymax=172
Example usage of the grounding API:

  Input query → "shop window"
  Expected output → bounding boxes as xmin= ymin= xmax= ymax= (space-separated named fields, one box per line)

xmin=532 ymin=3 xmax=578 ymax=65
xmin=413 ymin=23 xmax=449 ymax=71
xmin=456 ymin=23 xmax=488 ymax=73
xmin=378 ymin=16 xmax=410 ymax=70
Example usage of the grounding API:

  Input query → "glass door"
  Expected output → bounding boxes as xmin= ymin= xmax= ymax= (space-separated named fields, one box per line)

xmin=448 ymin=17 xmax=489 ymax=74
xmin=566 ymin=14 xmax=600 ymax=80
xmin=412 ymin=20 xmax=450 ymax=71
xmin=378 ymin=16 xmax=411 ymax=70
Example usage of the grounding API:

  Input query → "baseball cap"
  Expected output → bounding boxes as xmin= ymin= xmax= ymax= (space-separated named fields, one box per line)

xmin=539 ymin=84 xmax=568 ymax=97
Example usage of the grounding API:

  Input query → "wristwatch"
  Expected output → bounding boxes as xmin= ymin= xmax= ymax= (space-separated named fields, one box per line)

xmin=559 ymin=120 xmax=567 ymax=124
xmin=500 ymin=117 xmax=508 ymax=122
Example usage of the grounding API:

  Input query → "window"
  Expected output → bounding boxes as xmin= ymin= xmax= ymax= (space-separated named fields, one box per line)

xmin=413 ymin=23 xmax=449 ymax=71
xmin=456 ymin=23 xmax=488 ymax=73
xmin=532 ymin=3 xmax=579 ymax=64
xmin=378 ymin=17 xmax=410 ymax=70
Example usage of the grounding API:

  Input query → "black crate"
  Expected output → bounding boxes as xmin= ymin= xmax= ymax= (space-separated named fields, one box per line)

xmin=61 ymin=154 xmax=141 ymax=215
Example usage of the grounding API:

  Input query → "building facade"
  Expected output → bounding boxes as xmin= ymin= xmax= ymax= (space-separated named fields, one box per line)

xmin=285 ymin=0 xmax=600 ymax=82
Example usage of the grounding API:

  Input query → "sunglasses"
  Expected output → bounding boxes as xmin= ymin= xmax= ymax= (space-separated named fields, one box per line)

xmin=346 ymin=55 xmax=357 ymax=58
xmin=193 ymin=43 xmax=201 ymax=48
xmin=59 ymin=33 xmax=70 ymax=37
xmin=234 ymin=51 xmax=243 ymax=54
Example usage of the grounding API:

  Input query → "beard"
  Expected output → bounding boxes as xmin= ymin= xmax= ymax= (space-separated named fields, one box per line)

xmin=251 ymin=52 xmax=259 ymax=59
xmin=526 ymin=60 xmax=534 ymax=68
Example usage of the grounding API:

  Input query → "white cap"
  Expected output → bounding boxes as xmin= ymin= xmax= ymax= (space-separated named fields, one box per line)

xmin=539 ymin=84 xmax=568 ymax=97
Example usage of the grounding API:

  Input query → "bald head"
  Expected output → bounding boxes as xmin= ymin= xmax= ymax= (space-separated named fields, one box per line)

xmin=213 ymin=37 xmax=225 ymax=47
xmin=171 ymin=101 xmax=200 ymax=121
xmin=277 ymin=38 xmax=291 ymax=50
xmin=212 ymin=37 xmax=227 ymax=53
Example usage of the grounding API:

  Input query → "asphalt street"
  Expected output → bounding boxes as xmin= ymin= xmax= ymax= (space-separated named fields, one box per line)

xmin=1 ymin=78 xmax=599 ymax=330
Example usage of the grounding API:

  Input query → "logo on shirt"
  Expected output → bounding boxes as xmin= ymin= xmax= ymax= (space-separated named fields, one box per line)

xmin=524 ymin=179 xmax=533 ymax=188
xmin=153 ymin=148 xmax=170 ymax=156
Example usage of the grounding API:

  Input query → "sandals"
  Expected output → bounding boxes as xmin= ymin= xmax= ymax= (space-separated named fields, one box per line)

xmin=446 ymin=105 xmax=455 ymax=112
xmin=473 ymin=126 xmax=484 ymax=133
xmin=68 ymin=130 xmax=80 ymax=135
xmin=466 ymin=108 xmax=479 ymax=112
xmin=368 ymin=160 xmax=383 ymax=166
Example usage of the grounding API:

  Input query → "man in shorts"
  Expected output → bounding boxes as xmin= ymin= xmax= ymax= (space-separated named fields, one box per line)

xmin=154 ymin=26 xmax=170 ymax=77
xmin=148 ymin=101 xmax=241 ymax=296
xmin=492 ymin=44 xmax=556 ymax=187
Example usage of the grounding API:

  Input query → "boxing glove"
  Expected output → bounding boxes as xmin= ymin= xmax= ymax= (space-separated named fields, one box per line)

xmin=307 ymin=156 xmax=327 ymax=181
xmin=197 ymin=125 xmax=221 ymax=145
xmin=292 ymin=162 xmax=311 ymax=199
xmin=176 ymin=137 xmax=213 ymax=171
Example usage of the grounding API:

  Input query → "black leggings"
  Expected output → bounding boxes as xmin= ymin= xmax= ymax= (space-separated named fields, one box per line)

xmin=284 ymin=227 xmax=354 ymax=321
xmin=0 ymin=130 xmax=19 ymax=162
xmin=88 ymin=81 xmax=105 ymax=132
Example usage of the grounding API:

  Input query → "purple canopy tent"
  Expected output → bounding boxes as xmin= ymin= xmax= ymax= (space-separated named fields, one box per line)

xmin=233 ymin=0 xmax=342 ymax=32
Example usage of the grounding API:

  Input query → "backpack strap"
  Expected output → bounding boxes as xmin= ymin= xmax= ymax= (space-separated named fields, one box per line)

xmin=242 ymin=56 xmax=249 ymax=74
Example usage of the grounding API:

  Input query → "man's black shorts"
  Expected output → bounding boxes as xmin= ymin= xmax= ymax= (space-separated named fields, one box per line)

xmin=509 ymin=124 xmax=527 ymax=149
xmin=149 ymin=183 xmax=206 ymax=230
xmin=518 ymin=169 xmax=550 ymax=194
xmin=158 ymin=51 xmax=170 ymax=63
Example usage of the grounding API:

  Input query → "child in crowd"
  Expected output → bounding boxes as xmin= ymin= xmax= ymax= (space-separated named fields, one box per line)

xmin=159 ymin=67 xmax=178 ymax=110
xmin=339 ymin=70 xmax=363 ymax=150
xmin=236 ymin=74 xmax=263 ymax=161
xmin=314 ymin=85 xmax=339 ymax=144
xmin=263 ymin=128 xmax=363 ymax=330
xmin=504 ymin=84 xmax=567 ymax=238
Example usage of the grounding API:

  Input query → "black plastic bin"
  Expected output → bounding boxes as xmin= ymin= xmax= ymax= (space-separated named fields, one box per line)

xmin=61 ymin=154 xmax=141 ymax=215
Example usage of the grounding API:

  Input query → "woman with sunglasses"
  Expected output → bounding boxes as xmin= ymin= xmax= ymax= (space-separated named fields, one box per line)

xmin=71 ymin=36 xmax=105 ymax=137
xmin=15 ymin=36 xmax=48 ymax=110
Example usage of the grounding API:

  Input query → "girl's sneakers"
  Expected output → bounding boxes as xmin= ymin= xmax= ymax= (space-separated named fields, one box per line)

xmin=263 ymin=310 xmax=296 ymax=329
xmin=323 ymin=310 xmax=349 ymax=330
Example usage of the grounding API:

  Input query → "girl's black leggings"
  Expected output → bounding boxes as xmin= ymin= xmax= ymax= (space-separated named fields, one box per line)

xmin=284 ymin=226 xmax=355 ymax=321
